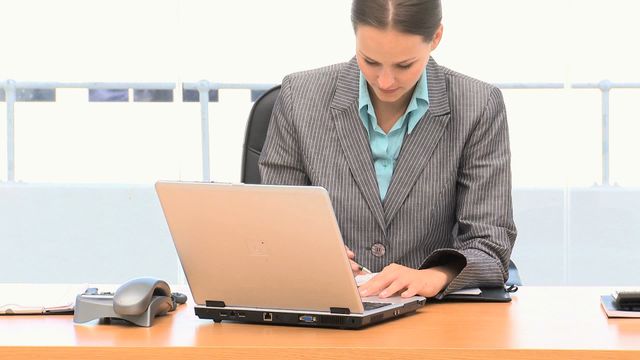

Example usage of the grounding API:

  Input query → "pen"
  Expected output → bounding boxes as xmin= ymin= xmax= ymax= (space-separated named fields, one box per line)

xmin=358 ymin=265 xmax=372 ymax=274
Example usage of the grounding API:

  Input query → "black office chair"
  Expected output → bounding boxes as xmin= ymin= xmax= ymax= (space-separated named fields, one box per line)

xmin=507 ymin=261 xmax=522 ymax=286
xmin=241 ymin=85 xmax=282 ymax=185
xmin=240 ymin=85 xmax=522 ymax=286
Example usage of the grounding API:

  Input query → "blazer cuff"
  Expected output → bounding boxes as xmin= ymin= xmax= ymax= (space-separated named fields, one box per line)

xmin=419 ymin=249 xmax=466 ymax=296
xmin=419 ymin=248 xmax=466 ymax=270
xmin=420 ymin=248 xmax=505 ymax=296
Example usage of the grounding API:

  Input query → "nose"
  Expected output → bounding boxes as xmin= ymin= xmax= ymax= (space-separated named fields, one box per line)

xmin=377 ymin=68 xmax=395 ymax=90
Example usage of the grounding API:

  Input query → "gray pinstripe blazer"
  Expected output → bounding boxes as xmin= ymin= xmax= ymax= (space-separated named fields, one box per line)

xmin=259 ymin=57 xmax=516 ymax=293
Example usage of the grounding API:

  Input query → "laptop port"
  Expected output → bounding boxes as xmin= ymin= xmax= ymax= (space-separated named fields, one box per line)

xmin=263 ymin=312 xmax=273 ymax=321
xmin=220 ymin=311 xmax=230 ymax=317
xmin=298 ymin=315 xmax=317 ymax=323
xmin=237 ymin=312 xmax=246 ymax=318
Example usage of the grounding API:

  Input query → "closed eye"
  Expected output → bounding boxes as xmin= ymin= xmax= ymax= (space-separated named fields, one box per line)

xmin=364 ymin=58 xmax=380 ymax=66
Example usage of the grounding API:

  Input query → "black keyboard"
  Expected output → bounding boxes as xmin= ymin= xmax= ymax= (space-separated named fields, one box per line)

xmin=363 ymin=302 xmax=391 ymax=311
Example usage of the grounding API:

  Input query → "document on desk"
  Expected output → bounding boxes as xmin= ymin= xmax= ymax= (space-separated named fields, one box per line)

xmin=355 ymin=273 xmax=482 ymax=295
xmin=0 ymin=283 xmax=88 ymax=315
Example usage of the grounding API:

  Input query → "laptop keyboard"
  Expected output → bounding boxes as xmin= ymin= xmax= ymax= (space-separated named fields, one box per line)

xmin=363 ymin=302 xmax=391 ymax=311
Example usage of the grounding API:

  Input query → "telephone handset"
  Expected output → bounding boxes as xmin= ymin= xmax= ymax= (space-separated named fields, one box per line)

xmin=73 ymin=277 xmax=187 ymax=327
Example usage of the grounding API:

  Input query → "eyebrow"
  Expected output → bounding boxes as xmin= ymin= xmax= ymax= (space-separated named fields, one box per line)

xmin=359 ymin=51 xmax=417 ymax=65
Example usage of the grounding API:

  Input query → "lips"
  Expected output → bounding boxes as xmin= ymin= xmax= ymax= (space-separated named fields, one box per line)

xmin=379 ymin=88 xmax=399 ymax=94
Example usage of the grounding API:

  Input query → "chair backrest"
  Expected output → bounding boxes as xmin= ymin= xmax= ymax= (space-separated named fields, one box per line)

xmin=239 ymin=84 xmax=522 ymax=286
xmin=507 ymin=261 xmax=521 ymax=286
xmin=241 ymin=85 xmax=281 ymax=184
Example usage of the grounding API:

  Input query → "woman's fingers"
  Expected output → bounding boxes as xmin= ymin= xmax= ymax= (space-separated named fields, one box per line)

xmin=344 ymin=245 xmax=355 ymax=259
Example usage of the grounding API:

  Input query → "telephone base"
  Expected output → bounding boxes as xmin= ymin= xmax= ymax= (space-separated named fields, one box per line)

xmin=73 ymin=293 xmax=172 ymax=327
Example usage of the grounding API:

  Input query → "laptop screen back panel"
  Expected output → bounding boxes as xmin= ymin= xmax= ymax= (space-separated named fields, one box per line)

xmin=155 ymin=182 xmax=365 ymax=314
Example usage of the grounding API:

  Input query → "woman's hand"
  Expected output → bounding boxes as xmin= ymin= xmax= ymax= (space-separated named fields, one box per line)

xmin=345 ymin=245 xmax=367 ymax=276
xmin=358 ymin=263 xmax=459 ymax=298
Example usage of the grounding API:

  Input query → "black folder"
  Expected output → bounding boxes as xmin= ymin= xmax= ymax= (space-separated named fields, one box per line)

xmin=430 ymin=286 xmax=516 ymax=303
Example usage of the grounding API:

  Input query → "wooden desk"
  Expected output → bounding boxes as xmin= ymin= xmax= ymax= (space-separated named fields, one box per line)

xmin=1 ymin=286 xmax=639 ymax=360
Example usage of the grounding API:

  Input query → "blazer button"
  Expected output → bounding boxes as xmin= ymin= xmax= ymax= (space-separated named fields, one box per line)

xmin=371 ymin=243 xmax=386 ymax=257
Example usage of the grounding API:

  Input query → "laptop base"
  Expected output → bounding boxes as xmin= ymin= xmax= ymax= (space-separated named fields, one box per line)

xmin=195 ymin=299 xmax=425 ymax=329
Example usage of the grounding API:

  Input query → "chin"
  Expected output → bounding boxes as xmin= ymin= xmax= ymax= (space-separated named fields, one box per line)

xmin=375 ymin=90 xmax=403 ymax=104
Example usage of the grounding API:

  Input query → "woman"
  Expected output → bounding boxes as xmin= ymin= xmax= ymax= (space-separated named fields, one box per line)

xmin=259 ymin=0 xmax=516 ymax=298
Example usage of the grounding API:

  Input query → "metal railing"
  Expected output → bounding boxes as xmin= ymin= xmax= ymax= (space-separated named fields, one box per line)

xmin=1 ymin=80 xmax=176 ymax=182
xmin=181 ymin=81 xmax=275 ymax=182
xmin=496 ymin=81 xmax=640 ymax=186
xmin=2 ymin=79 xmax=639 ymax=184
xmin=572 ymin=81 xmax=640 ymax=185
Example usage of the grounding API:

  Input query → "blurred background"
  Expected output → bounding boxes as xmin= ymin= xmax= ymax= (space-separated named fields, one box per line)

xmin=1 ymin=0 xmax=639 ymax=285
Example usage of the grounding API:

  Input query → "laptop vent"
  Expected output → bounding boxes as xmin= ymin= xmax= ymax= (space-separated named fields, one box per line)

xmin=319 ymin=315 xmax=347 ymax=326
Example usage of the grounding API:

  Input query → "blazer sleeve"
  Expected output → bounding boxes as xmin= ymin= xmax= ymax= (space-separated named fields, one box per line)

xmin=258 ymin=76 xmax=311 ymax=186
xmin=420 ymin=86 xmax=517 ymax=294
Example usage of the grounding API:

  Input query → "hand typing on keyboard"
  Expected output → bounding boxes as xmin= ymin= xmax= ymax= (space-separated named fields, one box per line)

xmin=358 ymin=263 xmax=461 ymax=299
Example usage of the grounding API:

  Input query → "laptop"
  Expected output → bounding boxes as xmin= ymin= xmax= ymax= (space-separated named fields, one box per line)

xmin=155 ymin=181 xmax=426 ymax=329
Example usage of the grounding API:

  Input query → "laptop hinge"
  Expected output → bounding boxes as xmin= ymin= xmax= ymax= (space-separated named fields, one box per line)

xmin=205 ymin=300 xmax=226 ymax=307
xmin=330 ymin=307 xmax=351 ymax=315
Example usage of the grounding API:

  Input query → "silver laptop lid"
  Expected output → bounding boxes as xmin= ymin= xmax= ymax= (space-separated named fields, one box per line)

xmin=155 ymin=181 xmax=365 ymax=314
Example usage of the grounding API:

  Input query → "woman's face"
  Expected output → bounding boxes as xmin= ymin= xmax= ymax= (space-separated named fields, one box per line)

xmin=356 ymin=25 xmax=442 ymax=106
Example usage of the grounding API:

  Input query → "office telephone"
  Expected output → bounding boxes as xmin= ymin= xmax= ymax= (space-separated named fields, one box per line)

xmin=73 ymin=277 xmax=187 ymax=327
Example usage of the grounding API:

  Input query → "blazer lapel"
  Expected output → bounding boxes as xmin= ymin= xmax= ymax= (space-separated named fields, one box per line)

xmin=331 ymin=57 xmax=387 ymax=234
xmin=383 ymin=57 xmax=452 ymax=226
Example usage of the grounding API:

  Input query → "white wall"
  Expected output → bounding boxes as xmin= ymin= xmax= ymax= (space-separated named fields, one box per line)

xmin=0 ymin=184 xmax=179 ymax=283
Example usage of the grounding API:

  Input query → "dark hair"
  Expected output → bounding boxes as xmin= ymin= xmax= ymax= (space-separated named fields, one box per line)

xmin=351 ymin=0 xmax=442 ymax=42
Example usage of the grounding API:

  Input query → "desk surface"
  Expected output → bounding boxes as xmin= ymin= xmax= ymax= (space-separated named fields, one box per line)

xmin=1 ymin=286 xmax=639 ymax=360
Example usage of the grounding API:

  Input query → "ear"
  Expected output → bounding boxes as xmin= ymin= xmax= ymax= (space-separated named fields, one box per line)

xmin=430 ymin=24 xmax=444 ymax=51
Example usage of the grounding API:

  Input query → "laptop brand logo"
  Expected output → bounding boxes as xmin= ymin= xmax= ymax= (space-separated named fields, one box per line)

xmin=246 ymin=239 xmax=269 ymax=256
